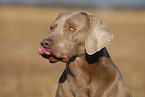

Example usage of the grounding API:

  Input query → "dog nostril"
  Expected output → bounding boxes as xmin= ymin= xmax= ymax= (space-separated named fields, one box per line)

xmin=45 ymin=43 xmax=48 ymax=46
xmin=40 ymin=39 xmax=52 ymax=48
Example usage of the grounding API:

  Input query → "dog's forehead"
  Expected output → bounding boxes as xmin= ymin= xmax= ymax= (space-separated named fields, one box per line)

xmin=51 ymin=12 xmax=71 ymax=23
xmin=52 ymin=12 xmax=87 ymax=25
xmin=51 ymin=11 xmax=88 ymax=25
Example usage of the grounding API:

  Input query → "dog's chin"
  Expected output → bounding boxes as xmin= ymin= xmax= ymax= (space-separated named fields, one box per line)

xmin=41 ymin=54 xmax=67 ymax=63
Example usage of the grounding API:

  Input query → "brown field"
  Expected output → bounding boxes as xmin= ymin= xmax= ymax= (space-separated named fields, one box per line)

xmin=0 ymin=6 xmax=145 ymax=97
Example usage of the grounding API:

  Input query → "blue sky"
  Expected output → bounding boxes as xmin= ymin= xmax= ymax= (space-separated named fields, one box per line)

xmin=94 ymin=0 xmax=145 ymax=4
xmin=94 ymin=0 xmax=145 ymax=2
xmin=1 ymin=0 xmax=145 ymax=3
xmin=0 ymin=0 xmax=145 ymax=5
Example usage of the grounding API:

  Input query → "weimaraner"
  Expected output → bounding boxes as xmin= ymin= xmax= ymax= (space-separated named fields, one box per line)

xmin=38 ymin=11 xmax=132 ymax=97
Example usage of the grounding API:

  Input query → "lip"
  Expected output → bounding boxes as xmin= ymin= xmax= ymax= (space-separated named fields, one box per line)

xmin=38 ymin=46 xmax=67 ymax=63
xmin=41 ymin=54 xmax=67 ymax=63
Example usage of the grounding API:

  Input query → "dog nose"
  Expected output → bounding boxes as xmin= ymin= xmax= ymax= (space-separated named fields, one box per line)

xmin=40 ymin=39 xmax=52 ymax=49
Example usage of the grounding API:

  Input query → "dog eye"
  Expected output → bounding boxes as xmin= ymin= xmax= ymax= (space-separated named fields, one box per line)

xmin=50 ymin=26 xmax=54 ymax=31
xmin=69 ymin=26 xmax=75 ymax=31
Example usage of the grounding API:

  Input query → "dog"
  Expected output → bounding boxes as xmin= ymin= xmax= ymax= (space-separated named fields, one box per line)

xmin=38 ymin=11 xmax=132 ymax=97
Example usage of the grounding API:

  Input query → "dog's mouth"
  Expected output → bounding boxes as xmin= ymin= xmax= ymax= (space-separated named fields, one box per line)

xmin=38 ymin=46 xmax=67 ymax=63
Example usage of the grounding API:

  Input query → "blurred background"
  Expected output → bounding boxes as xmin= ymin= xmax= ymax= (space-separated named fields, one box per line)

xmin=0 ymin=0 xmax=145 ymax=97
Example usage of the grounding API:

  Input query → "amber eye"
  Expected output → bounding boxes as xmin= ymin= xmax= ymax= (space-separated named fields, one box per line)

xmin=69 ymin=26 xmax=75 ymax=31
xmin=50 ymin=26 xmax=54 ymax=31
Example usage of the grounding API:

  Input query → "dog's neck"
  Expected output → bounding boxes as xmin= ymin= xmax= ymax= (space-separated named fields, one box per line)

xmin=59 ymin=47 xmax=113 ymax=83
xmin=66 ymin=47 xmax=110 ymax=64
xmin=85 ymin=47 xmax=110 ymax=64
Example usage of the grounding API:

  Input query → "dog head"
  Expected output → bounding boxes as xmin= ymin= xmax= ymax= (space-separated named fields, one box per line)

xmin=38 ymin=11 xmax=113 ymax=63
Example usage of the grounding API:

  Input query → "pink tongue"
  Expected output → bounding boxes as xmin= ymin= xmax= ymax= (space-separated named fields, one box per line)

xmin=38 ymin=47 xmax=51 ymax=55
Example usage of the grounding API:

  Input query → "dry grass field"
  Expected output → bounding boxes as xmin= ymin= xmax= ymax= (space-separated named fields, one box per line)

xmin=0 ymin=6 xmax=145 ymax=97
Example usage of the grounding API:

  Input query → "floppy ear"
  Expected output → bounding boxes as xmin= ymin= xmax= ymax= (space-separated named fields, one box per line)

xmin=85 ymin=14 xmax=113 ymax=55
